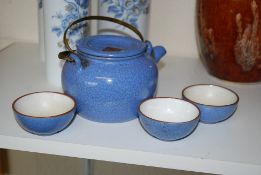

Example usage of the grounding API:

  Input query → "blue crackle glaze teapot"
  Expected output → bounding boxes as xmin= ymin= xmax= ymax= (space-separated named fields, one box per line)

xmin=59 ymin=16 xmax=166 ymax=123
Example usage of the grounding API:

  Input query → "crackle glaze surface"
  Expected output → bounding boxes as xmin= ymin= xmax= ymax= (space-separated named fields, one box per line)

xmin=182 ymin=84 xmax=239 ymax=124
xmin=13 ymin=92 xmax=76 ymax=135
xmin=62 ymin=35 xmax=165 ymax=123
xmin=194 ymin=103 xmax=238 ymax=124
xmin=14 ymin=110 xmax=75 ymax=135
xmin=197 ymin=0 xmax=261 ymax=82
xmin=139 ymin=113 xmax=199 ymax=141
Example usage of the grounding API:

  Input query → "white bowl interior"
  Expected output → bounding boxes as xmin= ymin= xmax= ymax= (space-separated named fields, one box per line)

xmin=14 ymin=92 xmax=75 ymax=117
xmin=139 ymin=98 xmax=199 ymax=123
xmin=183 ymin=85 xmax=238 ymax=106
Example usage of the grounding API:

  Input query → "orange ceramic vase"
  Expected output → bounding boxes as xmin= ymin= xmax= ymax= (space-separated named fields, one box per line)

xmin=197 ymin=0 xmax=261 ymax=82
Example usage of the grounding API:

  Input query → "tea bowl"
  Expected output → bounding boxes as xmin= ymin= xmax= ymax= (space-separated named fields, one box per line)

xmin=12 ymin=92 xmax=76 ymax=135
xmin=182 ymin=84 xmax=239 ymax=124
xmin=138 ymin=97 xmax=200 ymax=141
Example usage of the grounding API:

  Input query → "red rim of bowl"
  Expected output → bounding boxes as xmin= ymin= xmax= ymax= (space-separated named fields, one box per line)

xmin=182 ymin=84 xmax=240 ymax=107
xmin=12 ymin=91 xmax=76 ymax=118
xmin=138 ymin=97 xmax=200 ymax=124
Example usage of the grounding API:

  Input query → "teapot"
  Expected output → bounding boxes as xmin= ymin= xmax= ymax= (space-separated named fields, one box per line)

xmin=59 ymin=16 xmax=166 ymax=123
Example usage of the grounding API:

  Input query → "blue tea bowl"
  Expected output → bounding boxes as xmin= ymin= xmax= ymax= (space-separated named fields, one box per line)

xmin=12 ymin=92 xmax=76 ymax=136
xmin=138 ymin=98 xmax=200 ymax=141
xmin=182 ymin=84 xmax=239 ymax=124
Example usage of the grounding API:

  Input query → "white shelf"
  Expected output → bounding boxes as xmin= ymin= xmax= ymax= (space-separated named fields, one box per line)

xmin=1 ymin=43 xmax=261 ymax=175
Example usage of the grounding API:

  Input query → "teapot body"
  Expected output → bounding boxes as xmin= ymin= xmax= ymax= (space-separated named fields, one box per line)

xmin=62 ymin=52 xmax=158 ymax=122
xmin=59 ymin=17 xmax=166 ymax=123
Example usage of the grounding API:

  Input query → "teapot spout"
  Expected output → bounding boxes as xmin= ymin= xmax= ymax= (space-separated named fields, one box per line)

xmin=153 ymin=46 xmax=166 ymax=63
xmin=146 ymin=41 xmax=166 ymax=63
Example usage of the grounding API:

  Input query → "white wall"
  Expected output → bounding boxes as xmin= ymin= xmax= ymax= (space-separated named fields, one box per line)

xmin=0 ymin=0 xmax=198 ymax=58
xmin=149 ymin=0 xmax=198 ymax=58
xmin=0 ymin=0 xmax=38 ymax=42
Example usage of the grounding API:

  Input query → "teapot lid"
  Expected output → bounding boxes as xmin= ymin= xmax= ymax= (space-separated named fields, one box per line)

xmin=76 ymin=35 xmax=147 ymax=58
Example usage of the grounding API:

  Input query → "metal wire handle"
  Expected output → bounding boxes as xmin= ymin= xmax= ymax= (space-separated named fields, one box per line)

xmin=62 ymin=16 xmax=144 ymax=54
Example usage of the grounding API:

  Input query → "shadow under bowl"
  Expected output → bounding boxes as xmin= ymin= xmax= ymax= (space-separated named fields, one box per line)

xmin=182 ymin=84 xmax=239 ymax=124
xmin=138 ymin=97 xmax=200 ymax=141
xmin=12 ymin=92 xmax=76 ymax=136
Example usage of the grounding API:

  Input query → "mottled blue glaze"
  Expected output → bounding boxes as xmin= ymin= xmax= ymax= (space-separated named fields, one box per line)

xmin=192 ymin=103 xmax=238 ymax=124
xmin=182 ymin=84 xmax=239 ymax=124
xmin=62 ymin=35 xmax=166 ymax=123
xmin=138 ymin=112 xmax=199 ymax=141
xmin=14 ymin=109 xmax=76 ymax=136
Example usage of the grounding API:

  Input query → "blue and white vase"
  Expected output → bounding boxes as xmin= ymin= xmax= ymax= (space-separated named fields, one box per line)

xmin=98 ymin=0 xmax=151 ymax=39
xmin=43 ymin=0 xmax=89 ymax=88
